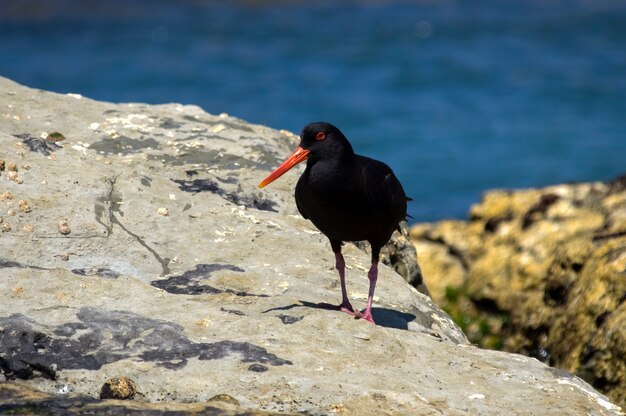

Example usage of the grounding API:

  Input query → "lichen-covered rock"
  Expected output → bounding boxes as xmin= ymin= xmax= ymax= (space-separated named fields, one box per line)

xmin=100 ymin=377 xmax=137 ymax=400
xmin=0 ymin=76 xmax=622 ymax=415
xmin=411 ymin=177 xmax=626 ymax=409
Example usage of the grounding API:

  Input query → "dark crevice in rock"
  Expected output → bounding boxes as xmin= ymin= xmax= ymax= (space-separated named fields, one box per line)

xmin=0 ymin=308 xmax=291 ymax=380
xmin=521 ymin=193 xmax=560 ymax=230
xmin=414 ymin=234 xmax=470 ymax=271
xmin=71 ymin=268 xmax=120 ymax=278
xmin=277 ymin=314 xmax=304 ymax=325
xmin=473 ymin=298 xmax=504 ymax=315
xmin=595 ymin=311 xmax=610 ymax=328
xmin=158 ymin=118 xmax=183 ymax=129
xmin=0 ymin=259 xmax=50 ymax=270
xmin=592 ymin=230 xmax=626 ymax=242
xmin=544 ymin=283 xmax=570 ymax=306
xmin=216 ymin=175 xmax=239 ymax=184
xmin=171 ymin=178 xmax=278 ymax=212
xmin=220 ymin=307 xmax=247 ymax=316
xmin=518 ymin=325 xmax=551 ymax=364
xmin=151 ymin=263 xmax=268 ymax=298
xmin=174 ymin=178 xmax=220 ymax=194
xmin=13 ymin=133 xmax=62 ymax=155
xmin=140 ymin=176 xmax=152 ymax=187
xmin=484 ymin=213 xmax=513 ymax=233
xmin=90 ymin=136 xmax=160 ymax=154
xmin=248 ymin=364 xmax=268 ymax=372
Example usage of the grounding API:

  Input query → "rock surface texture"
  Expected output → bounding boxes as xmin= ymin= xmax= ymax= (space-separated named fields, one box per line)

xmin=0 ymin=77 xmax=622 ymax=415
xmin=411 ymin=177 xmax=626 ymax=410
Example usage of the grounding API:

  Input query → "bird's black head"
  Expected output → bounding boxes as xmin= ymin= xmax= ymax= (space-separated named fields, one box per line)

xmin=299 ymin=122 xmax=355 ymax=163
xmin=258 ymin=122 xmax=354 ymax=188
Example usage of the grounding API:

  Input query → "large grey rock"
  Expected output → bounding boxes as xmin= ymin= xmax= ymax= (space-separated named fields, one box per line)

xmin=0 ymin=77 xmax=622 ymax=415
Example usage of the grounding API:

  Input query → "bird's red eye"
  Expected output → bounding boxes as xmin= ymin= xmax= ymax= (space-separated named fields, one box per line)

xmin=315 ymin=132 xmax=326 ymax=141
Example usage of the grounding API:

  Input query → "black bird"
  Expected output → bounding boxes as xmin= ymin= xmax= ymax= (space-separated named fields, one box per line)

xmin=258 ymin=122 xmax=409 ymax=324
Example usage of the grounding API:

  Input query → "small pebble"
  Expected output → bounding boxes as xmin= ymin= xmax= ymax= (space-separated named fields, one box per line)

xmin=7 ymin=163 xmax=17 ymax=172
xmin=21 ymin=164 xmax=30 ymax=170
xmin=18 ymin=200 xmax=31 ymax=213
xmin=1 ymin=222 xmax=11 ymax=232
xmin=100 ymin=377 xmax=137 ymax=400
xmin=58 ymin=219 xmax=71 ymax=235
xmin=211 ymin=124 xmax=226 ymax=133
xmin=0 ymin=192 xmax=13 ymax=201
xmin=60 ymin=252 xmax=70 ymax=261
xmin=7 ymin=171 xmax=22 ymax=184
xmin=157 ymin=207 xmax=170 ymax=216
xmin=7 ymin=209 xmax=16 ymax=216
xmin=23 ymin=224 xmax=34 ymax=232
xmin=248 ymin=363 xmax=268 ymax=372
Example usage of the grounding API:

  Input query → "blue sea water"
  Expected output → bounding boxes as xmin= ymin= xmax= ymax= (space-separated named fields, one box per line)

xmin=1 ymin=0 xmax=625 ymax=222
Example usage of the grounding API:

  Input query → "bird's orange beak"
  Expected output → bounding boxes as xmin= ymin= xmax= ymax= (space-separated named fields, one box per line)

xmin=258 ymin=146 xmax=310 ymax=188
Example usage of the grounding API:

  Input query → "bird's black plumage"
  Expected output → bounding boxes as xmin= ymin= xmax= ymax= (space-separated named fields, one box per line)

xmin=294 ymin=122 xmax=408 ymax=254
xmin=258 ymin=122 xmax=409 ymax=324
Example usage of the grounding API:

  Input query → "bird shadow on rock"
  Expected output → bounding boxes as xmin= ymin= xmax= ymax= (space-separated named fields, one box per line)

xmin=262 ymin=301 xmax=416 ymax=331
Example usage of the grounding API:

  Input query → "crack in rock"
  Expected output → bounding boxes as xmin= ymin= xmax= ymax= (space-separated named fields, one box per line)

xmin=71 ymin=268 xmax=120 ymax=278
xmin=220 ymin=307 xmax=247 ymax=316
xmin=0 ymin=259 xmax=51 ymax=271
xmin=95 ymin=175 xmax=171 ymax=276
xmin=277 ymin=315 xmax=304 ymax=325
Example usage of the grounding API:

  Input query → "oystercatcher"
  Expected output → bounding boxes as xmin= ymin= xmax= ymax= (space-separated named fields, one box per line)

xmin=259 ymin=122 xmax=409 ymax=324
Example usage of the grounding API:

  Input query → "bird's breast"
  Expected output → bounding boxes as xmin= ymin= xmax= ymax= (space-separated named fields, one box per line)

xmin=295 ymin=163 xmax=393 ymax=243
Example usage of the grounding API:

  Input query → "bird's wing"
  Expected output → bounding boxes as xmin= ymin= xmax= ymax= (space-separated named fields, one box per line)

xmin=358 ymin=157 xmax=408 ymax=224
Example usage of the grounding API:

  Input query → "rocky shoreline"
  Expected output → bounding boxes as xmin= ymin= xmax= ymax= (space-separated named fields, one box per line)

xmin=410 ymin=175 xmax=626 ymax=409
xmin=0 ymin=76 xmax=623 ymax=415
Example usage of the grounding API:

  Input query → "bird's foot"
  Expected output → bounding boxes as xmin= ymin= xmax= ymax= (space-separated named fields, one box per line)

xmin=354 ymin=309 xmax=375 ymax=325
xmin=338 ymin=301 xmax=355 ymax=316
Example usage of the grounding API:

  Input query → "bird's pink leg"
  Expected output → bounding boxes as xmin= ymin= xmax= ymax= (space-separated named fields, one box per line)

xmin=360 ymin=260 xmax=378 ymax=324
xmin=335 ymin=252 xmax=355 ymax=315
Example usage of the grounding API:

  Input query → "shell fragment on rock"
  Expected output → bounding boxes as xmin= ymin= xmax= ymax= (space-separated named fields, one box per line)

xmin=58 ymin=219 xmax=71 ymax=235
xmin=100 ymin=377 xmax=137 ymax=400
xmin=18 ymin=200 xmax=31 ymax=213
